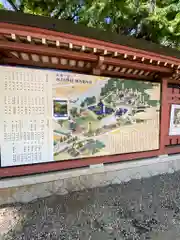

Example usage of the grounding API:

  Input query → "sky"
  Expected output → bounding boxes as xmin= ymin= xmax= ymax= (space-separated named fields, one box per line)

xmin=0 ymin=0 xmax=13 ymax=10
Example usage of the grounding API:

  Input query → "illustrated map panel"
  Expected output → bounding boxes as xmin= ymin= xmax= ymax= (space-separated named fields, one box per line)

xmin=52 ymin=71 xmax=161 ymax=161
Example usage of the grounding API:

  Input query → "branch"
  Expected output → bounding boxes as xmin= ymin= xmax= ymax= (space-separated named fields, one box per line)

xmin=6 ymin=0 xmax=19 ymax=11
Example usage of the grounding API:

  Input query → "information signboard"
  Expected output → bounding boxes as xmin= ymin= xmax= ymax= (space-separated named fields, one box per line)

xmin=0 ymin=66 xmax=161 ymax=166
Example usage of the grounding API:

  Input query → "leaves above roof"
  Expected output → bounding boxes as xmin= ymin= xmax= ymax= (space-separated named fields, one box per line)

xmin=2 ymin=0 xmax=180 ymax=50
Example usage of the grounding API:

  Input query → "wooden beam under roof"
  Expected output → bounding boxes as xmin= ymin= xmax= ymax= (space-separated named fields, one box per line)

xmin=1 ymin=57 xmax=92 ymax=73
xmin=0 ymin=21 xmax=180 ymax=67
xmin=0 ymin=40 xmax=97 ymax=62
xmin=0 ymin=40 xmax=173 ymax=75
xmin=0 ymin=10 xmax=180 ymax=63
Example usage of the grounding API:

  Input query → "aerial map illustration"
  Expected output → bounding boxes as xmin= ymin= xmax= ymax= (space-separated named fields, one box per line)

xmin=52 ymin=71 xmax=160 ymax=161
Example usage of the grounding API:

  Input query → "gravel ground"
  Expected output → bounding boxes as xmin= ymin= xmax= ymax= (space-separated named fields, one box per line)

xmin=2 ymin=171 xmax=180 ymax=240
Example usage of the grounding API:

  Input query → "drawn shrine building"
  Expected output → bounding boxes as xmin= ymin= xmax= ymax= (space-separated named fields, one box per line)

xmin=0 ymin=10 xmax=180 ymax=180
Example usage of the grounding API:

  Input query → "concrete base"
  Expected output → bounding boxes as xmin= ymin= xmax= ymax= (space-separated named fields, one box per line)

xmin=0 ymin=154 xmax=180 ymax=206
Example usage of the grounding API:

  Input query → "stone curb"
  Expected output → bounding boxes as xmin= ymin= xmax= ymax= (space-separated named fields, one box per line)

xmin=0 ymin=154 xmax=179 ymax=206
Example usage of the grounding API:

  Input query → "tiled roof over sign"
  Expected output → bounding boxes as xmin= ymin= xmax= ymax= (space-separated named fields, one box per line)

xmin=0 ymin=10 xmax=180 ymax=60
xmin=0 ymin=10 xmax=179 ymax=81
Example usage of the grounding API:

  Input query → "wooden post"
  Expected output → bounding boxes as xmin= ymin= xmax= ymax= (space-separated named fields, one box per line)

xmin=159 ymin=78 xmax=169 ymax=155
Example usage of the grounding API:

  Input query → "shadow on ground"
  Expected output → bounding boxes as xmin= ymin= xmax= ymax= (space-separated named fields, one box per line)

xmin=2 ymin=171 xmax=180 ymax=240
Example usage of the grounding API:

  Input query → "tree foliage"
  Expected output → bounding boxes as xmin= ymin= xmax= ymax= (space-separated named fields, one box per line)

xmin=3 ymin=0 xmax=180 ymax=49
xmin=0 ymin=2 xmax=4 ymax=9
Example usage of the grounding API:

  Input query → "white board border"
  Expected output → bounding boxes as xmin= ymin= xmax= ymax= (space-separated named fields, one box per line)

xmin=169 ymin=104 xmax=180 ymax=136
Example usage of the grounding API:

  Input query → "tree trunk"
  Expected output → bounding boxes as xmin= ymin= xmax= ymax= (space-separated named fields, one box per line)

xmin=149 ymin=0 xmax=156 ymax=13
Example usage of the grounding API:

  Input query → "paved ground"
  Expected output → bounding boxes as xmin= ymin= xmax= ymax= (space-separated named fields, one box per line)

xmin=2 ymin=171 xmax=180 ymax=240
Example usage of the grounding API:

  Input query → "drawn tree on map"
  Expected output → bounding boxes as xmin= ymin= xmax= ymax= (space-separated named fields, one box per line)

xmin=58 ymin=120 xmax=64 ymax=127
xmin=100 ymin=78 xmax=159 ymax=107
xmin=80 ymin=102 xmax=85 ymax=108
xmin=81 ymin=96 xmax=96 ymax=107
xmin=70 ymin=107 xmax=78 ymax=117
